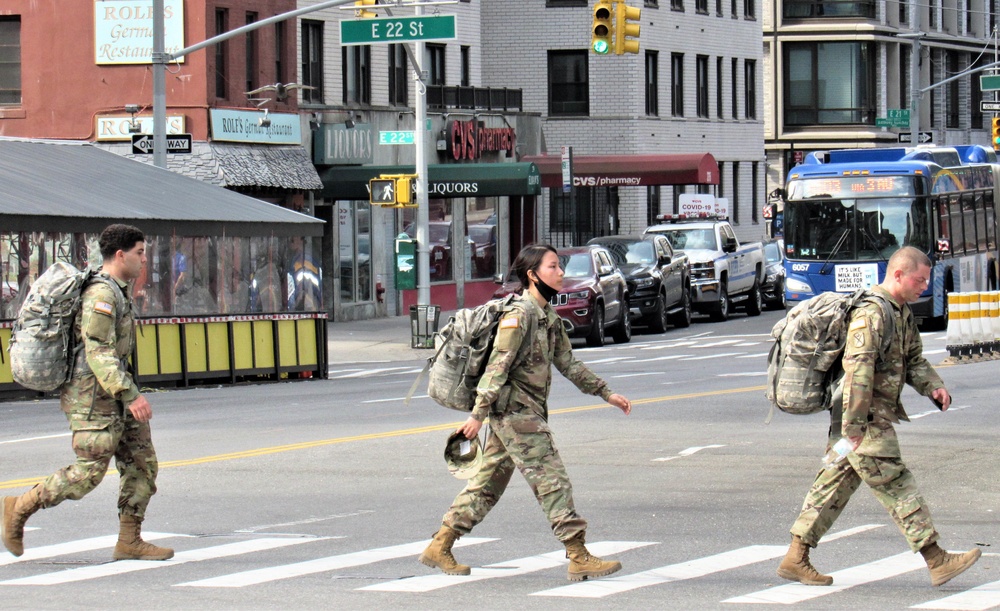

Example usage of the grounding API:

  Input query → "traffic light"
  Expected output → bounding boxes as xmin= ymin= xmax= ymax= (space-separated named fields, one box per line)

xmin=354 ymin=0 xmax=377 ymax=19
xmin=992 ymin=117 xmax=1000 ymax=151
xmin=591 ymin=2 xmax=613 ymax=55
xmin=395 ymin=176 xmax=414 ymax=207
xmin=614 ymin=2 xmax=641 ymax=55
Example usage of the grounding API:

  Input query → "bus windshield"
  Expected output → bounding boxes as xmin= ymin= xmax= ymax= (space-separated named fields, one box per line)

xmin=784 ymin=190 xmax=932 ymax=261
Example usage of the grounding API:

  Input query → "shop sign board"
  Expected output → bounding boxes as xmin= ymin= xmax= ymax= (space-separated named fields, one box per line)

xmin=209 ymin=109 xmax=301 ymax=145
xmin=95 ymin=0 xmax=185 ymax=65
xmin=96 ymin=115 xmax=186 ymax=141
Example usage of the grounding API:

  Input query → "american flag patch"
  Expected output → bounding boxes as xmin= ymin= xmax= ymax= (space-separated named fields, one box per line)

xmin=499 ymin=317 xmax=519 ymax=329
xmin=94 ymin=301 xmax=113 ymax=316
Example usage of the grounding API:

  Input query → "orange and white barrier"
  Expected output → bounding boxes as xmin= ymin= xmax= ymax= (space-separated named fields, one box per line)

xmin=945 ymin=291 xmax=1000 ymax=361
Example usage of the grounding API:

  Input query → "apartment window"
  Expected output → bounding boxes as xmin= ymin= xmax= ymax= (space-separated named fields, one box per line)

xmin=301 ymin=20 xmax=323 ymax=103
xmin=549 ymin=50 xmax=589 ymax=116
xmin=343 ymin=45 xmax=372 ymax=104
xmin=929 ymin=52 xmax=937 ymax=128
xmin=245 ymin=13 xmax=258 ymax=94
xmin=274 ymin=21 xmax=286 ymax=84
xmin=461 ymin=46 xmax=471 ymax=87
xmin=716 ymin=57 xmax=724 ymax=118
xmin=731 ymin=57 xmax=738 ymax=119
xmin=732 ymin=161 xmax=740 ymax=224
xmin=672 ymin=0 xmax=684 ymax=11
xmin=744 ymin=0 xmax=755 ymax=18
xmin=0 ymin=17 xmax=21 ymax=106
xmin=992 ymin=0 xmax=997 ymax=39
xmin=900 ymin=45 xmax=910 ymax=111
xmin=646 ymin=51 xmax=659 ymax=116
xmin=900 ymin=0 xmax=908 ymax=23
xmin=647 ymin=186 xmax=661 ymax=226
xmin=696 ymin=55 xmax=709 ymax=118
xmin=971 ymin=56 xmax=984 ymax=128
xmin=671 ymin=53 xmax=684 ymax=117
xmin=696 ymin=0 xmax=708 ymax=13
xmin=946 ymin=51 xmax=959 ymax=129
xmin=426 ymin=44 xmax=446 ymax=86
xmin=744 ymin=59 xmax=756 ymax=119
xmin=783 ymin=1 xmax=875 ymax=18
xmin=928 ymin=0 xmax=938 ymax=29
xmin=389 ymin=44 xmax=408 ymax=106
xmin=751 ymin=161 xmax=759 ymax=223
xmin=215 ymin=9 xmax=229 ymax=99
xmin=717 ymin=0 xmax=723 ymax=16
xmin=783 ymin=42 xmax=874 ymax=125
xmin=731 ymin=0 xmax=738 ymax=17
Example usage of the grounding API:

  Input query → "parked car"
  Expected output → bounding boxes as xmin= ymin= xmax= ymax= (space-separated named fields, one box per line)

xmin=587 ymin=234 xmax=691 ymax=333
xmin=762 ymin=239 xmax=785 ymax=310
xmin=468 ymin=223 xmax=496 ymax=277
xmin=493 ymin=244 xmax=631 ymax=347
xmin=403 ymin=221 xmax=475 ymax=281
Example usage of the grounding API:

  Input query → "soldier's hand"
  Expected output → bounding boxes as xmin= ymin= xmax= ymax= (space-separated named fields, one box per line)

xmin=127 ymin=395 xmax=153 ymax=422
xmin=458 ymin=416 xmax=482 ymax=439
xmin=608 ymin=393 xmax=631 ymax=416
xmin=931 ymin=387 xmax=951 ymax=411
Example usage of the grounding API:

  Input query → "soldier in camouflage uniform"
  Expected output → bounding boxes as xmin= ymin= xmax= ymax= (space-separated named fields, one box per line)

xmin=1 ymin=224 xmax=173 ymax=561
xmin=420 ymin=244 xmax=633 ymax=582
xmin=778 ymin=246 xmax=980 ymax=588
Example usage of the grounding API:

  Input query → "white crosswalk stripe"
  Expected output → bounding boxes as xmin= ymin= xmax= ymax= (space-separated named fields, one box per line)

xmin=0 ymin=532 xmax=185 ymax=567
xmin=1 ymin=537 xmax=320 ymax=586
xmin=359 ymin=541 xmax=655 ymax=592
xmin=175 ymin=537 xmax=496 ymax=588
xmin=912 ymin=578 xmax=1000 ymax=610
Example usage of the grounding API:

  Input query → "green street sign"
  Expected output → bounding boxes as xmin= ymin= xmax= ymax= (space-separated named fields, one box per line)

xmin=379 ymin=130 xmax=415 ymax=145
xmin=875 ymin=109 xmax=910 ymax=128
xmin=341 ymin=15 xmax=457 ymax=46
xmin=981 ymin=74 xmax=1000 ymax=91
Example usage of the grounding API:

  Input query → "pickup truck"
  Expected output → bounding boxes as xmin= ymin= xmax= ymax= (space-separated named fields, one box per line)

xmin=644 ymin=215 xmax=765 ymax=321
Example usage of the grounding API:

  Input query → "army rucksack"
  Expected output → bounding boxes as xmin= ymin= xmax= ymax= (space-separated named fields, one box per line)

xmin=765 ymin=289 xmax=895 ymax=422
xmin=406 ymin=294 xmax=535 ymax=412
xmin=7 ymin=262 xmax=124 ymax=392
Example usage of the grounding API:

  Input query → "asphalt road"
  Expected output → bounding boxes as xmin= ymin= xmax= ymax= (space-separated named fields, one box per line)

xmin=1 ymin=308 xmax=998 ymax=610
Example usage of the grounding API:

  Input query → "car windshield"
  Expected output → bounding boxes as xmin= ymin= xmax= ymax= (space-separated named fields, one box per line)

xmin=559 ymin=253 xmax=593 ymax=278
xmin=469 ymin=225 xmax=493 ymax=244
xmin=660 ymin=228 xmax=715 ymax=250
xmin=599 ymin=241 xmax=654 ymax=265
xmin=764 ymin=241 xmax=782 ymax=263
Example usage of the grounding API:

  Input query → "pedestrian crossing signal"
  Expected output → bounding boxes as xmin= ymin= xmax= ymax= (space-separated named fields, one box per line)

xmin=354 ymin=0 xmax=377 ymax=18
xmin=370 ymin=179 xmax=396 ymax=206
xmin=369 ymin=175 xmax=417 ymax=207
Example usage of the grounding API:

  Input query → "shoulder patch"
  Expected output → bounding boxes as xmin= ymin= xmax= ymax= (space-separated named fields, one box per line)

xmin=94 ymin=301 xmax=114 ymax=317
xmin=848 ymin=318 xmax=867 ymax=331
xmin=499 ymin=316 xmax=519 ymax=330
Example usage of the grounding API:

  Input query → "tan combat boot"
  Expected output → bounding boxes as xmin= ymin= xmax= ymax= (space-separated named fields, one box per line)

xmin=1 ymin=486 xmax=43 ymax=557
xmin=419 ymin=525 xmax=471 ymax=575
xmin=113 ymin=514 xmax=174 ymax=561
xmin=564 ymin=532 xmax=622 ymax=581
xmin=920 ymin=542 xmax=981 ymax=587
xmin=777 ymin=535 xmax=833 ymax=586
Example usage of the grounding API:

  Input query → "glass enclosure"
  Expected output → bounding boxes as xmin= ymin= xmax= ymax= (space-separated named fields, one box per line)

xmin=1 ymin=231 xmax=323 ymax=319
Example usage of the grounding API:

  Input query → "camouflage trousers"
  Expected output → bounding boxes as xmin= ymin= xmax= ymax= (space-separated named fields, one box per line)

xmin=442 ymin=412 xmax=587 ymax=542
xmin=790 ymin=440 xmax=938 ymax=552
xmin=37 ymin=405 xmax=159 ymax=518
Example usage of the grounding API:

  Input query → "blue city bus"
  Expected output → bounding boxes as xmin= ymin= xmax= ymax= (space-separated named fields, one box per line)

xmin=782 ymin=145 xmax=999 ymax=327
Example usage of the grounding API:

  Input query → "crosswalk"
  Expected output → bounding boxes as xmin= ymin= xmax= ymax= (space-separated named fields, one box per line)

xmin=2 ymin=525 xmax=996 ymax=609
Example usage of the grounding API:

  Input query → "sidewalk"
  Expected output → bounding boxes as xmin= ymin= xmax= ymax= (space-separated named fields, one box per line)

xmin=326 ymin=312 xmax=451 ymax=364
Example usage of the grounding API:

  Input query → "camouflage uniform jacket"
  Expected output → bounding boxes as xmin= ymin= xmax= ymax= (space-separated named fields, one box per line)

xmin=841 ymin=285 xmax=944 ymax=456
xmin=471 ymin=292 xmax=613 ymax=422
xmin=60 ymin=270 xmax=141 ymax=414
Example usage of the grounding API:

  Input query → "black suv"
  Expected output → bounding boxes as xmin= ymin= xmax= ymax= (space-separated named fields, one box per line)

xmin=588 ymin=235 xmax=692 ymax=333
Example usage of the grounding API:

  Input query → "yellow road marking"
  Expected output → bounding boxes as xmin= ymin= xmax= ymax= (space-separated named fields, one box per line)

xmin=0 ymin=385 xmax=766 ymax=491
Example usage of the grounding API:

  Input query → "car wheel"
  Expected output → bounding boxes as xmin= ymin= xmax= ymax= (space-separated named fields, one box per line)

xmin=650 ymin=294 xmax=669 ymax=334
xmin=586 ymin=303 xmax=606 ymax=347
xmin=669 ymin=286 xmax=692 ymax=328
xmin=612 ymin=297 xmax=632 ymax=344
xmin=746 ymin=279 xmax=763 ymax=317
xmin=710 ymin=281 xmax=729 ymax=322
xmin=768 ymin=279 xmax=786 ymax=311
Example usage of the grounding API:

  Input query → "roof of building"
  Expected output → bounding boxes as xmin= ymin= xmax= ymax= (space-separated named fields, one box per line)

xmin=0 ymin=139 xmax=323 ymax=236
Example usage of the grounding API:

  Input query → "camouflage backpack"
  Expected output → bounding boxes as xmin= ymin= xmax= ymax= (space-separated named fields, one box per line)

xmin=7 ymin=262 xmax=124 ymax=392
xmin=765 ymin=289 xmax=895 ymax=422
xmin=406 ymin=294 xmax=536 ymax=412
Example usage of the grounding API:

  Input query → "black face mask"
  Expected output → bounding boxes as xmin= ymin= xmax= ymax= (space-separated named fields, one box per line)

xmin=532 ymin=273 xmax=559 ymax=302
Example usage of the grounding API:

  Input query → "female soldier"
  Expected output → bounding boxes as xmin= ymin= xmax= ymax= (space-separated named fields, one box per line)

xmin=420 ymin=244 xmax=633 ymax=582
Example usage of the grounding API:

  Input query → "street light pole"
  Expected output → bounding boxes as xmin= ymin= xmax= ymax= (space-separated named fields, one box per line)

xmin=413 ymin=2 xmax=431 ymax=307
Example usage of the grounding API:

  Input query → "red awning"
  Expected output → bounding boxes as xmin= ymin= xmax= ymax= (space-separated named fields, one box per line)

xmin=522 ymin=153 xmax=720 ymax=188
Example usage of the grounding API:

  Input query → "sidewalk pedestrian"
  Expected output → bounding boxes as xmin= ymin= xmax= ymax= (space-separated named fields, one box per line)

xmin=419 ymin=243 xmax=632 ymax=582
xmin=1 ymin=224 xmax=173 ymax=561
xmin=777 ymin=246 xmax=980 ymax=587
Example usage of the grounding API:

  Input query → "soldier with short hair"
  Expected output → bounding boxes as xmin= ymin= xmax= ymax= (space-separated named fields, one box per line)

xmin=420 ymin=243 xmax=633 ymax=582
xmin=778 ymin=246 xmax=980 ymax=587
xmin=1 ymin=224 xmax=173 ymax=561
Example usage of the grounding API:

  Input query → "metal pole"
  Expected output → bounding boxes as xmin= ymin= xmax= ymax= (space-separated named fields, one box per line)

xmin=414 ymin=3 xmax=431 ymax=306
xmin=152 ymin=0 xmax=167 ymax=169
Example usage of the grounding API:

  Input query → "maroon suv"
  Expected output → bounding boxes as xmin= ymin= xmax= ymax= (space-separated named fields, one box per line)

xmin=493 ymin=245 xmax=631 ymax=347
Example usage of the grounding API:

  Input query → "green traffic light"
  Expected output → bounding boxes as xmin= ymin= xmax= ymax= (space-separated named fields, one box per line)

xmin=593 ymin=40 xmax=609 ymax=54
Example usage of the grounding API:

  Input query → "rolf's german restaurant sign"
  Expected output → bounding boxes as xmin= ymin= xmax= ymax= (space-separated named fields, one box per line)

xmin=94 ymin=0 xmax=185 ymax=65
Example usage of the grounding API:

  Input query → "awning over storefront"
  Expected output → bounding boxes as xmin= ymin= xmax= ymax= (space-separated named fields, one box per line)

xmin=0 ymin=139 xmax=324 ymax=236
xmin=318 ymin=162 xmax=541 ymax=200
xmin=522 ymin=153 xmax=720 ymax=188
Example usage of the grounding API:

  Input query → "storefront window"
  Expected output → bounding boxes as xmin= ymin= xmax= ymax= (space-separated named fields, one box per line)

xmin=340 ymin=201 xmax=372 ymax=303
xmin=400 ymin=197 xmax=498 ymax=282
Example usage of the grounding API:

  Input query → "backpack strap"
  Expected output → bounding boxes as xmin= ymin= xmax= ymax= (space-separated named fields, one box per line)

xmin=69 ymin=272 xmax=130 ymax=381
xmin=860 ymin=290 xmax=896 ymax=367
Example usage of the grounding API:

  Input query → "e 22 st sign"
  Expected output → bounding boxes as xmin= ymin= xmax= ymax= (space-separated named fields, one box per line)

xmin=340 ymin=15 xmax=457 ymax=45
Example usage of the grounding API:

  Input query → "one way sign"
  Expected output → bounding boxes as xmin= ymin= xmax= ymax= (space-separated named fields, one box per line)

xmin=898 ymin=131 xmax=933 ymax=144
xmin=131 ymin=133 xmax=193 ymax=155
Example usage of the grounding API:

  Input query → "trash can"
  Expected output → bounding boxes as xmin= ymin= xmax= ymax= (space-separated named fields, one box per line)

xmin=410 ymin=304 xmax=441 ymax=349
